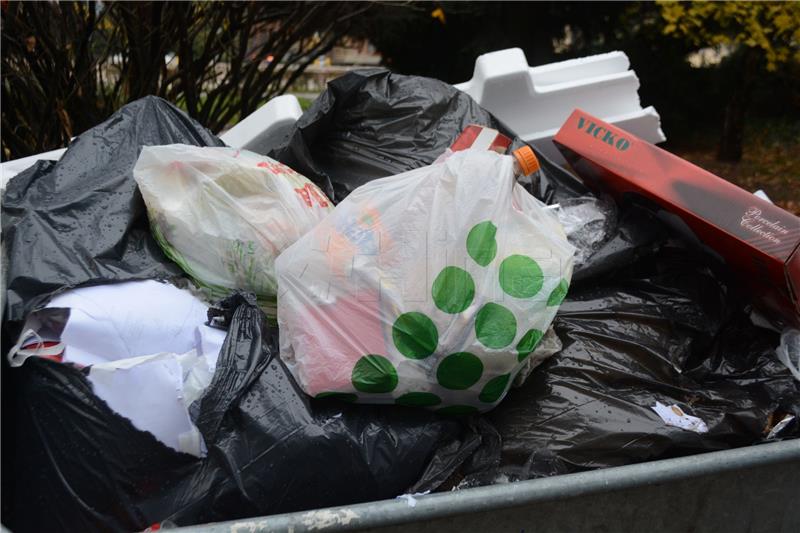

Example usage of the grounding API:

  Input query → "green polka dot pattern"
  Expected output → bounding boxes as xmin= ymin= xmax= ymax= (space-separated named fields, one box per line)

xmin=351 ymin=355 xmax=398 ymax=393
xmin=475 ymin=303 xmax=517 ymax=349
xmin=432 ymin=266 xmax=475 ymax=313
xmin=479 ymin=373 xmax=510 ymax=403
xmin=499 ymin=254 xmax=543 ymax=298
xmin=516 ymin=329 xmax=544 ymax=361
xmin=395 ymin=392 xmax=442 ymax=407
xmin=392 ymin=312 xmax=438 ymax=359
xmin=361 ymin=209 xmax=571 ymax=412
xmin=547 ymin=279 xmax=569 ymax=306
xmin=436 ymin=352 xmax=483 ymax=390
xmin=466 ymin=221 xmax=498 ymax=266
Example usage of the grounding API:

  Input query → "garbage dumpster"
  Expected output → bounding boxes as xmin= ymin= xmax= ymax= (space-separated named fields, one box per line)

xmin=2 ymin=57 xmax=798 ymax=533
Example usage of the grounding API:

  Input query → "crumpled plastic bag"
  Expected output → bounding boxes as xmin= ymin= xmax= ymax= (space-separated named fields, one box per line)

xmin=555 ymin=196 xmax=617 ymax=268
xmin=266 ymin=68 xmax=587 ymax=205
xmin=776 ymin=328 xmax=800 ymax=382
xmin=1 ymin=97 xmax=222 ymax=336
xmin=2 ymin=292 xmax=484 ymax=532
xmin=511 ymin=326 xmax=563 ymax=388
xmin=134 ymin=145 xmax=332 ymax=313
xmin=276 ymin=149 xmax=575 ymax=412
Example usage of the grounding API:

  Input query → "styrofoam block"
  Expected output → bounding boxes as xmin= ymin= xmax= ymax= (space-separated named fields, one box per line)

xmin=456 ymin=48 xmax=666 ymax=165
xmin=220 ymin=94 xmax=303 ymax=154
xmin=530 ymin=51 xmax=631 ymax=85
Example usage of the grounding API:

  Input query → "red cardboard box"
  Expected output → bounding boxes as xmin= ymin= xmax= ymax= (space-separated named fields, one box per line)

xmin=553 ymin=109 xmax=800 ymax=327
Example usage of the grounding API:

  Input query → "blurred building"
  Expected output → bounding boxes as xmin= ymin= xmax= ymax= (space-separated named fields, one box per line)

xmin=289 ymin=37 xmax=382 ymax=96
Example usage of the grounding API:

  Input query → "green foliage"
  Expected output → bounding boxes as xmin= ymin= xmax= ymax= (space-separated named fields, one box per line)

xmin=659 ymin=1 xmax=800 ymax=70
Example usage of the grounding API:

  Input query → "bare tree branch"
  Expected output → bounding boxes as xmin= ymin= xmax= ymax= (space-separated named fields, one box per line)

xmin=2 ymin=1 xmax=376 ymax=160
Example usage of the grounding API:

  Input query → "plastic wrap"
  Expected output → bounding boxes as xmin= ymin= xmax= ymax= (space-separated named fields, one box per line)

xmin=777 ymin=328 xmax=800 ymax=382
xmin=1 ymin=97 xmax=484 ymax=531
xmin=3 ymin=75 xmax=796 ymax=529
xmin=555 ymin=196 xmax=617 ymax=268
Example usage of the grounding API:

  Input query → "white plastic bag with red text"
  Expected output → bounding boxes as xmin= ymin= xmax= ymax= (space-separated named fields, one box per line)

xmin=134 ymin=144 xmax=332 ymax=313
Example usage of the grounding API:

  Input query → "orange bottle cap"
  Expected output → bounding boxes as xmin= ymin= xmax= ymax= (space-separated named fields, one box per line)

xmin=513 ymin=145 xmax=540 ymax=175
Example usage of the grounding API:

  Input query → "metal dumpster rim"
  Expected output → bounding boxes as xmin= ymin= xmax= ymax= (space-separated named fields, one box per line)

xmin=179 ymin=439 xmax=800 ymax=532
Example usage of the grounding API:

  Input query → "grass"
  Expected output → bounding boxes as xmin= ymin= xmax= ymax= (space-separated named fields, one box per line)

xmin=296 ymin=96 xmax=316 ymax=111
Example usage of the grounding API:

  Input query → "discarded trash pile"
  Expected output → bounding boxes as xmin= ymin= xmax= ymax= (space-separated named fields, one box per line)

xmin=2 ymin=69 xmax=798 ymax=532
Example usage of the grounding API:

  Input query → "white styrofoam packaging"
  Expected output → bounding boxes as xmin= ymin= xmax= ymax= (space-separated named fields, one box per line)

xmin=218 ymin=93 xmax=303 ymax=154
xmin=275 ymin=150 xmax=575 ymax=413
xmin=455 ymin=47 xmax=666 ymax=164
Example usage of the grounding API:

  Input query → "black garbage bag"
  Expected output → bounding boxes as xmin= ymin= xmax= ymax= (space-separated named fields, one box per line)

xmin=3 ymin=293 xmax=479 ymax=532
xmin=1 ymin=96 xmax=223 ymax=336
xmin=482 ymin=242 xmax=800 ymax=477
xmin=266 ymin=68 xmax=586 ymax=204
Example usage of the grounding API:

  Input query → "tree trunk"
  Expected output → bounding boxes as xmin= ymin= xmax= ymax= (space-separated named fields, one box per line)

xmin=717 ymin=48 xmax=760 ymax=162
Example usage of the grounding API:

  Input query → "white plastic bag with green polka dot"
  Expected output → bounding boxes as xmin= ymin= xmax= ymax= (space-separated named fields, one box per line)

xmin=275 ymin=149 xmax=575 ymax=413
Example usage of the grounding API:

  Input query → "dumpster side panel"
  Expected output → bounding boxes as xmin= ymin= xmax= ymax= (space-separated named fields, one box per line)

xmin=368 ymin=456 xmax=798 ymax=533
xmin=181 ymin=440 xmax=800 ymax=533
